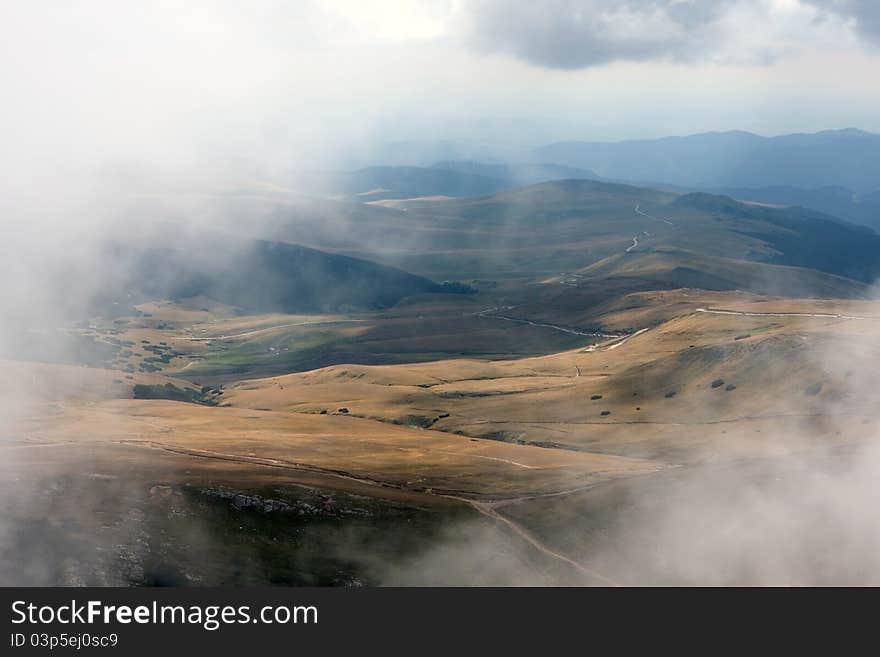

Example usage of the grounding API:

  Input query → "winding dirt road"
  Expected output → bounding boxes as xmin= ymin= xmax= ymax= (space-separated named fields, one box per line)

xmin=475 ymin=307 xmax=621 ymax=339
xmin=625 ymin=231 xmax=650 ymax=253
xmin=635 ymin=203 xmax=675 ymax=226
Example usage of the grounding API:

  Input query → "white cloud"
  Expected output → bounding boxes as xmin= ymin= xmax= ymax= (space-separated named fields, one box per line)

xmin=317 ymin=0 xmax=454 ymax=41
xmin=455 ymin=0 xmax=870 ymax=70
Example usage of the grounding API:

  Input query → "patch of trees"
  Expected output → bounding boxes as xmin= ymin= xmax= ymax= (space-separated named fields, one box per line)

xmin=393 ymin=415 xmax=436 ymax=428
xmin=132 ymin=383 xmax=218 ymax=406
xmin=437 ymin=281 xmax=476 ymax=294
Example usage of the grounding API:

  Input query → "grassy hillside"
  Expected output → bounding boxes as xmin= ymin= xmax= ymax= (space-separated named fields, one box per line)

xmin=229 ymin=179 xmax=879 ymax=297
xmin=666 ymin=192 xmax=880 ymax=281
xmin=697 ymin=185 xmax=880 ymax=232
xmin=10 ymin=287 xmax=880 ymax=584
xmin=88 ymin=238 xmax=466 ymax=317
xmin=570 ymin=247 xmax=868 ymax=299
xmin=220 ymin=293 xmax=880 ymax=462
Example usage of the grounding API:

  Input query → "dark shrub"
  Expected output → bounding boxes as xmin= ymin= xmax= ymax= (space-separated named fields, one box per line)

xmin=132 ymin=383 xmax=216 ymax=406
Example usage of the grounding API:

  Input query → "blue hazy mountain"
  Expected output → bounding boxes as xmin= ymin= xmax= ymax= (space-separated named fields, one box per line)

xmin=530 ymin=129 xmax=880 ymax=193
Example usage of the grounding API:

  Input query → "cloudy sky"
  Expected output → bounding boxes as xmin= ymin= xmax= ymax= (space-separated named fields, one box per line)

xmin=1 ymin=0 xmax=879 ymax=187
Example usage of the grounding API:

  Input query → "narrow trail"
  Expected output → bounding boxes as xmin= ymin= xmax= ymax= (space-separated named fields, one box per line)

xmin=121 ymin=438 xmax=620 ymax=584
xmin=696 ymin=307 xmax=876 ymax=321
xmin=488 ymin=483 xmax=601 ymax=507
xmin=185 ymin=319 xmax=367 ymax=342
xmin=119 ymin=440 xmax=398 ymax=490
xmin=453 ymin=497 xmax=621 ymax=586
xmin=430 ymin=450 xmax=536 ymax=469
xmin=464 ymin=410 xmax=878 ymax=428
xmin=128 ymin=297 xmax=666 ymax=584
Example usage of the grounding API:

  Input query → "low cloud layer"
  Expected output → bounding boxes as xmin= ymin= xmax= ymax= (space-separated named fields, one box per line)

xmin=805 ymin=0 xmax=880 ymax=44
xmin=461 ymin=0 xmax=734 ymax=69
xmin=458 ymin=0 xmax=874 ymax=70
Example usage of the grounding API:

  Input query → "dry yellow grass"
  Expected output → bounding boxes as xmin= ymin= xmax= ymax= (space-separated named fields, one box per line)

xmin=0 ymin=359 xmax=197 ymax=404
xmin=6 ymin=398 xmax=660 ymax=500
xmin=9 ymin=290 xmax=880 ymax=515
xmin=221 ymin=295 xmax=880 ymax=465
xmin=8 ymin=290 xmax=880 ymax=583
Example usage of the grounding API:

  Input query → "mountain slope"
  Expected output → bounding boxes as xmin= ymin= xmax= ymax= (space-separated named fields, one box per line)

xmin=88 ymin=237 xmax=462 ymax=316
xmin=177 ymin=179 xmax=880 ymax=297
xmin=698 ymin=185 xmax=880 ymax=232
xmin=667 ymin=192 xmax=880 ymax=283
xmin=376 ymin=180 xmax=880 ymax=291
xmin=571 ymin=247 xmax=868 ymax=299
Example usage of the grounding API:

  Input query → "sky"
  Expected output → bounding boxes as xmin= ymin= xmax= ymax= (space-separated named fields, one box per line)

xmin=1 ymin=0 xmax=879 ymax=192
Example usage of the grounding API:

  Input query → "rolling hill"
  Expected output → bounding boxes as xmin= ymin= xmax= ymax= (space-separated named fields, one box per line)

xmin=296 ymin=166 xmax=510 ymax=200
xmin=86 ymin=237 xmax=467 ymax=317
xmin=12 ymin=171 xmax=880 ymax=586
xmin=569 ymin=247 xmax=868 ymax=299
xmin=288 ymin=162 xmax=601 ymax=202
xmin=430 ymin=161 xmax=599 ymax=187
xmin=696 ymin=185 xmax=880 ymax=232
xmin=199 ymin=178 xmax=880 ymax=298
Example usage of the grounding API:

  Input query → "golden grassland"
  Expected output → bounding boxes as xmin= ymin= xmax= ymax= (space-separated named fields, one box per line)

xmin=9 ymin=289 xmax=880 ymax=495
xmin=222 ymin=294 xmax=880 ymax=463
xmin=7 ymin=289 xmax=880 ymax=582
xmin=5 ymin=398 xmax=660 ymax=500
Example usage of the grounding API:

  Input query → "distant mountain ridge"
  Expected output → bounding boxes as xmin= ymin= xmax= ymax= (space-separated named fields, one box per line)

xmin=337 ymin=129 xmax=880 ymax=230
xmin=292 ymin=162 xmax=601 ymax=201
xmin=306 ymin=166 xmax=509 ymax=200
xmin=430 ymin=161 xmax=599 ymax=187
xmin=530 ymin=129 xmax=880 ymax=193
